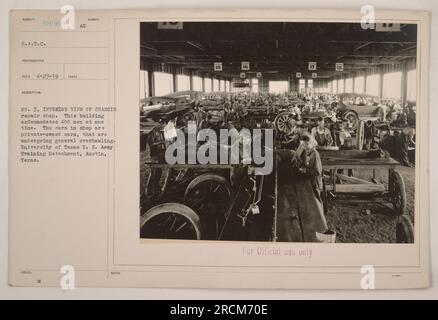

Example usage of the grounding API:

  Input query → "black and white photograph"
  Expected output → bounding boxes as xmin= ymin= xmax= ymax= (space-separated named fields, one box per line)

xmin=5 ymin=5 xmax=433 ymax=293
xmin=139 ymin=21 xmax=417 ymax=243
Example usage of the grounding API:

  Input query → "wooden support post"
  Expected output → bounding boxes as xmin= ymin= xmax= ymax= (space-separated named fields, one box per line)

xmin=378 ymin=67 xmax=384 ymax=99
xmin=172 ymin=70 xmax=177 ymax=93
xmin=401 ymin=63 xmax=408 ymax=106
xmin=352 ymin=74 xmax=356 ymax=93
xmin=201 ymin=74 xmax=205 ymax=92
xmin=189 ymin=70 xmax=194 ymax=91
xmin=363 ymin=70 xmax=367 ymax=94
xmin=147 ymin=62 xmax=154 ymax=97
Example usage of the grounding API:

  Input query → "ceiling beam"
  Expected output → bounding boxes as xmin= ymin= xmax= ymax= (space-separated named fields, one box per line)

xmin=141 ymin=23 xmax=416 ymax=43
xmin=186 ymin=41 xmax=205 ymax=51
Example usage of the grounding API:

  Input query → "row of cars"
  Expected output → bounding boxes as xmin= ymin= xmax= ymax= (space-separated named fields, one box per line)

xmin=139 ymin=90 xmax=415 ymax=243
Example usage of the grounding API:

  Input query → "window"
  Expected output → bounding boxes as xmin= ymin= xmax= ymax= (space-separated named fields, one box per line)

xmin=366 ymin=74 xmax=379 ymax=96
xmin=354 ymin=76 xmax=365 ymax=94
xmin=332 ymin=79 xmax=338 ymax=93
xmin=192 ymin=76 xmax=203 ymax=91
xmin=213 ymin=78 xmax=219 ymax=92
xmin=251 ymin=78 xmax=259 ymax=93
xmin=338 ymin=79 xmax=344 ymax=93
xmin=407 ymin=69 xmax=417 ymax=102
xmin=383 ymin=71 xmax=402 ymax=99
xmin=299 ymin=79 xmax=306 ymax=91
xmin=153 ymin=71 xmax=173 ymax=96
xmin=269 ymin=81 xmax=288 ymax=93
xmin=345 ymin=78 xmax=353 ymax=93
xmin=176 ymin=74 xmax=190 ymax=92
xmin=204 ymin=77 xmax=212 ymax=92
xmin=307 ymin=79 xmax=313 ymax=89
xmin=140 ymin=70 xmax=149 ymax=98
xmin=225 ymin=80 xmax=230 ymax=92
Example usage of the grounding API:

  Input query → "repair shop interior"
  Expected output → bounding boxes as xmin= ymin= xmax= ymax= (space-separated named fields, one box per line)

xmin=138 ymin=22 xmax=416 ymax=244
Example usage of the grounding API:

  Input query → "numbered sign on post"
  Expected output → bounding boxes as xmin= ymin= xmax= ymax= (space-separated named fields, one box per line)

xmin=240 ymin=72 xmax=246 ymax=78
xmin=296 ymin=72 xmax=302 ymax=78
xmin=256 ymin=72 xmax=262 ymax=78
xmin=312 ymin=73 xmax=317 ymax=78
xmin=336 ymin=63 xmax=344 ymax=71
xmin=241 ymin=62 xmax=250 ymax=70
xmin=214 ymin=62 xmax=222 ymax=71
xmin=308 ymin=62 xmax=317 ymax=71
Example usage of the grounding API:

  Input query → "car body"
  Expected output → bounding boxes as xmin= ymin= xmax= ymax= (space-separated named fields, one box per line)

xmin=337 ymin=93 xmax=386 ymax=122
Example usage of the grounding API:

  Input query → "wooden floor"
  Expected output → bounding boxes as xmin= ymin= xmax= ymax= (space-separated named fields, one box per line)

xmin=276 ymin=171 xmax=328 ymax=242
xmin=276 ymin=176 xmax=304 ymax=242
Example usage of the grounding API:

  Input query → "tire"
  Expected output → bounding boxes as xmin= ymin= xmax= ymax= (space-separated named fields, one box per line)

xmin=185 ymin=174 xmax=232 ymax=202
xmin=184 ymin=173 xmax=233 ymax=239
xmin=274 ymin=112 xmax=295 ymax=134
xmin=184 ymin=173 xmax=233 ymax=215
xmin=396 ymin=215 xmax=414 ymax=243
xmin=389 ymin=170 xmax=407 ymax=216
xmin=140 ymin=203 xmax=202 ymax=240
xmin=343 ymin=110 xmax=358 ymax=122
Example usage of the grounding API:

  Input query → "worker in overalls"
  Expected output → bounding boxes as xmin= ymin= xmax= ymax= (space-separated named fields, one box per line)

xmin=311 ymin=117 xmax=333 ymax=146
xmin=364 ymin=120 xmax=376 ymax=150
xmin=396 ymin=127 xmax=415 ymax=167
xmin=290 ymin=135 xmax=328 ymax=242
